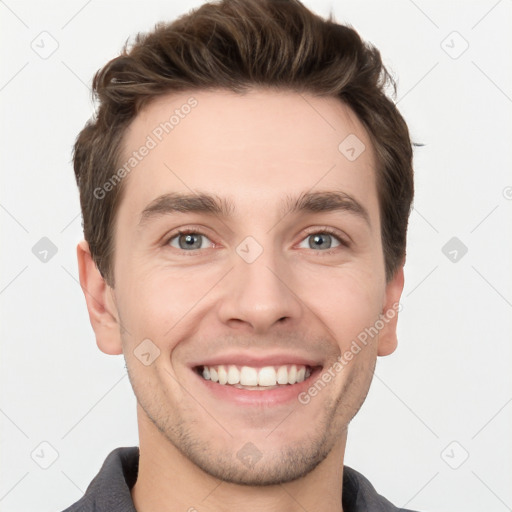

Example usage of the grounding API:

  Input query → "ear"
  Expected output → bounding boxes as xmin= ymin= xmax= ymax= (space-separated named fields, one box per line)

xmin=377 ymin=265 xmax=405 ymax=357
xmin=76 ymin=240 xmax=123 ymax=355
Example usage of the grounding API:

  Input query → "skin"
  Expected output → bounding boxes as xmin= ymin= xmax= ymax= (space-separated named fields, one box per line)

xmin=77 ymin=89 xmax=404 ymax=512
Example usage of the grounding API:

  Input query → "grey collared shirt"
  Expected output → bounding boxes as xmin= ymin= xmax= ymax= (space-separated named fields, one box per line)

xmin=60 ymin=446 xmax=418 ymax=511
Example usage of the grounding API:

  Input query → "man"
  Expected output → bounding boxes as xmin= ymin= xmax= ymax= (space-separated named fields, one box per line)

xmin=65 ymin=0 xmax=415 ymax=510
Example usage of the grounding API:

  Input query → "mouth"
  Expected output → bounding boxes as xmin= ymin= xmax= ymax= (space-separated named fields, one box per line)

xmin=194 ymin=363 xmax=321 ymax=392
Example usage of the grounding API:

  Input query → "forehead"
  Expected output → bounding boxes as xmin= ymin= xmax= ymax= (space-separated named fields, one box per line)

xmin=117 ymin=88 xmax=378 ymax=224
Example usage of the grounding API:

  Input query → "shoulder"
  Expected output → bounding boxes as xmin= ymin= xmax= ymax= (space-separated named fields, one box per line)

xmin=59 ymin=447 xmax=139 ymax=512
xmin=343 ymin=466 xmax=420 ymax=512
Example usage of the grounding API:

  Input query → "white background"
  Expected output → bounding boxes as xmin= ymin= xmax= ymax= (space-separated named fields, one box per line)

xmin=1 ymin=1 xmax=511 ymax=511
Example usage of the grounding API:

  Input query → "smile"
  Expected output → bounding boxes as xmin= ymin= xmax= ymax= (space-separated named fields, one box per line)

xmin=196 ymin=364 xmax=316 ymax=390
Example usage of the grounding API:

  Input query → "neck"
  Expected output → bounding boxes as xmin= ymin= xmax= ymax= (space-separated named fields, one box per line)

xmin=131 ymin=405 xmax=346 ymax=512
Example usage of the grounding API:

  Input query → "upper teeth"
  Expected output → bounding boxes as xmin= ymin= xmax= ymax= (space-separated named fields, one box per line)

xmin=202 ymin=364 xmax=311 ymax=387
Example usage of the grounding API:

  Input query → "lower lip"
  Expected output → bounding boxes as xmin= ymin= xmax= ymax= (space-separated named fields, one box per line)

xmin=194 ymin=367 xmax=322 ymax=406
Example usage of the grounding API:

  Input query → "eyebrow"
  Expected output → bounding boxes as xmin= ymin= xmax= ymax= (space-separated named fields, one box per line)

xmin=138 ymin=190 xmax=370 ymax=227
xmin=138 ymin=193 xmax=234 ymax=227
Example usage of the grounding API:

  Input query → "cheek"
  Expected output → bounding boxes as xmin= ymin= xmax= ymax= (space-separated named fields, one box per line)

xmin=116 ymin=262 xmax=222 ymax=345
xmin=294 ymin=266 xmax=384 ymax=349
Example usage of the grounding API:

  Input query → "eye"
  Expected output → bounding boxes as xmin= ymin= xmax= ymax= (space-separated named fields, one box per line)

xmin=297 ymin=231 xmax=343 ymax=251
xmin=168 ymin=231 xmax=214 ymax=251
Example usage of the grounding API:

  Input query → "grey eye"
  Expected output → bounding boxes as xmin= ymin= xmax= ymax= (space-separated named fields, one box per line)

xmin=169 ymin=233 xmax=212 ymax=250
xmin=298 ymin=233 xmax=341 ymax=250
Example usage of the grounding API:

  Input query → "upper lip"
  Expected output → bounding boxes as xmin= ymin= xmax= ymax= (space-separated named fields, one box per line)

xmin=189 ymin=351 xmax=323 ymax=369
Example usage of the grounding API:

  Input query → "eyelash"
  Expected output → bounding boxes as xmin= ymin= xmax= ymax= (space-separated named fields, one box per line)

xmin=164 ymin=227 xmax=350 ymax=255
xmin=299 ymin=227 xmax=351 ymax=254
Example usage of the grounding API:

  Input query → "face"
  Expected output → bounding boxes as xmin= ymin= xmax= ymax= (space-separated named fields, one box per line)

xmin=88 ymin=89 xmax=403 ymax=485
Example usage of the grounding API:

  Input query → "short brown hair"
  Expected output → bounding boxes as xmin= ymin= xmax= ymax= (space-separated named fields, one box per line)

xmin=73 ymin=0 xmax=414 ymax=286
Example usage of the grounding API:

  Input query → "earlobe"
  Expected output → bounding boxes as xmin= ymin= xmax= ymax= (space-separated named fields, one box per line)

xmin=377 ymin=266 xmax=405 ymax=357
xmin=76 ymin=240 xmax=123 ymax=355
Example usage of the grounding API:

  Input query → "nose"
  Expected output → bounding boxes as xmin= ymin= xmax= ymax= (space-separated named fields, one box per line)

xmin=217 ymin=242 xmax=303 ymax=334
